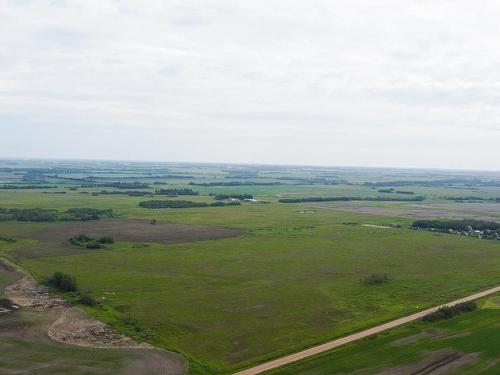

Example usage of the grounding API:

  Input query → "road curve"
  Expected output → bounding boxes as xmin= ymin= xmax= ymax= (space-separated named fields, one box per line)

xmin=233 ymin=285 xmax=500 ymax=375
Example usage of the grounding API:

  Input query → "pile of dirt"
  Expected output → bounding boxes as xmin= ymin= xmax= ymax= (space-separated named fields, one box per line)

xmin=5 ymin=276 xmax=67 ymax=310
xmin=48 ymin=307 xmax=151 ymax=349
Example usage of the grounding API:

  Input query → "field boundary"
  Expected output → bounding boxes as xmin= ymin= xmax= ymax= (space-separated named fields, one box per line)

xmin=233 ymin=284 xmax=500 ymax=375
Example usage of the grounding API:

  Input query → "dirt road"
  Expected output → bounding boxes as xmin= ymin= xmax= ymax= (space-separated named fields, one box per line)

xmin=233 ymin=285 xmax=500 ymax=375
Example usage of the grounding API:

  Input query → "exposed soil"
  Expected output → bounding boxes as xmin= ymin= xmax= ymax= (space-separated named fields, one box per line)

xmin=362 ymin=224 xmax=392 ymax=229
xmin=311 ymin=202 xmax=500 ymax=223
xmin=27 ymin=218 xmax=245 ymax=244
xmin=5 ymin=275 xmax=67 ymax=310
xmin=48 ymin=307 xmax=151 ymax=349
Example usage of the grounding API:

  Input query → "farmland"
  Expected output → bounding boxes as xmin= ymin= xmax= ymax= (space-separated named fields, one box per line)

xmin=266 ymin=293 xmax=500 ymax=375
xmin=1 ymin=160 xmax=500 ymax=374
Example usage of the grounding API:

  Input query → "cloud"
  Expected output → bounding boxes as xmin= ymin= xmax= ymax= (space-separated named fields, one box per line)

xmin=0 ymin=0 xmax=499 ymax=170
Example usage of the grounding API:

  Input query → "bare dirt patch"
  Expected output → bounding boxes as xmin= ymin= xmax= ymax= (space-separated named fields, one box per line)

xmin=362 ymin=224 xmax=392 ymax=229
xmin=27 ymin=219 xmax=245 ymax=245
xmin=5 ymin=276 xmax=67 ymax=310
xmin=311 ymin=202 xmax=500 ymax=222
xmin=48 ymin=307 xmax=151 ymax=349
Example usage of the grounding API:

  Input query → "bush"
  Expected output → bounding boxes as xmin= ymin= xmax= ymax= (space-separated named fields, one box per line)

xmin=86 ymin=241 xmax=103 ymax=249
xmin=74 ymin=234 xmax=92 ymax=242
xmin=48 ymin=272 xmax=77 ymax=292
xmin=423 ymin=302 xmax=477 ymax=322
xmin=363 ymin=273 xmax=390 ymax=285
xmin=210 ymin=201 xmax=226 ymax=207
xmin=97 ymin=236 xmax=114 ymax=244
xmin=0 ymin=236 xmax=16 ymax=242
xmin=79 ymin=293 xmax=99 ymax=307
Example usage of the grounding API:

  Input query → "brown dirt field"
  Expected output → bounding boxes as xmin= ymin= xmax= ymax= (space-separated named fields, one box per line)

xmin=311 ymin=202 xmax=500 ymax=222
xmin=27 ymin=218 xmax=245 ymax=244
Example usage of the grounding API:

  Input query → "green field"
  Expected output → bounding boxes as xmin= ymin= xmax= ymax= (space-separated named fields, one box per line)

xmin=1 ymin=160 xmax=500 ymax=374
xmin=266 ymin=294 xmax=500 ymax=374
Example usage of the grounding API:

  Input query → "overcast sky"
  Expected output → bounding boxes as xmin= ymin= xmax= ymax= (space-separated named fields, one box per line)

xmin=1 ymin=1 xmax=499 ymax=170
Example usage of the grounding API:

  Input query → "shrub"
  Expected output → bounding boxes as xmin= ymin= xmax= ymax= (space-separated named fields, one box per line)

xmin=363 ymin=273 xmax=390 ymax=285
xmin=97 ymin=236 xmax=114 ymax=244
xmin=79 ymin=293 xmax=99 ymax=307
xmin=48 ymin=272 xmax=77 ymax=292
xmin=74 ymin=234 xmax=92 ymax=242
xmin=86 ymin=241 xmax=103 ymax=249
xmin=210 ymin=201 xmax=226 ymax=207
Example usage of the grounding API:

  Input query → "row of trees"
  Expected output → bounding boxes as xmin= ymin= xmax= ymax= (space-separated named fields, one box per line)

xmin=155 ymin=188 xmax=199 ymax=196
xmin=422 ymin=302 xmax=477 ymax=322
xmin=81 ymin=182 xmax=150 ymax=189
xmin=189 ymin=181 xmax=283 ymax=187
xmin=279 ymin=196 xmax=425 ymax=203
xmin=412 ymin=219 xmax=500 ymax=232
xmin=139 ymin=200 xmax=241 ymax=209
xmin=0 ymin=184 xmax=56 ymax=189
xmin=0 ymin=207 xmax=114 ymax=222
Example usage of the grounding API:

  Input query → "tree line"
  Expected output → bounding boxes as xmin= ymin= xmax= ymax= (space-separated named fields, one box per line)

xmin=411 ymin=219 xmax=500 ymax=232
xmin=278 ymin=196 xmax=425 ymax=203
xmin=0 ymin=207 xmax=114 ymax=222
xmin=139 ymin=200 xmax=241 ymax=209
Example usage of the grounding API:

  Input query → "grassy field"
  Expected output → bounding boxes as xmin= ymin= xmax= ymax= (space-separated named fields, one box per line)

xmin=266 ymin=294 xmax=500 ymax=374
xmin=1 ymin=161 xmax=500 ymax=374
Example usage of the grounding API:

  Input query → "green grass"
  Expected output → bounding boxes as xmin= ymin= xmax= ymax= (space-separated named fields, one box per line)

xmin=1 ymin=201 xmax=499 ymax=373
xmin=266 ymin=295 xmax=500 ymax=374
xmin=1 ymin=162 xmax=500 ymax=374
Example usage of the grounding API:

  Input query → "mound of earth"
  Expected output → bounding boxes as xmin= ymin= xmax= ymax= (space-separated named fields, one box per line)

xmin=48 ymin=307 xmax=151 ymax=349
xmin=27 ymin=219 xmax=245 ymax=244
xmin=5 ymin=276 xmax=67 ymax=310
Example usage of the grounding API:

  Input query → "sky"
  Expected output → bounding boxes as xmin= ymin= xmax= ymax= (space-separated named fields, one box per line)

xmin=1 ymin=0 xmax=499 ymax=170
